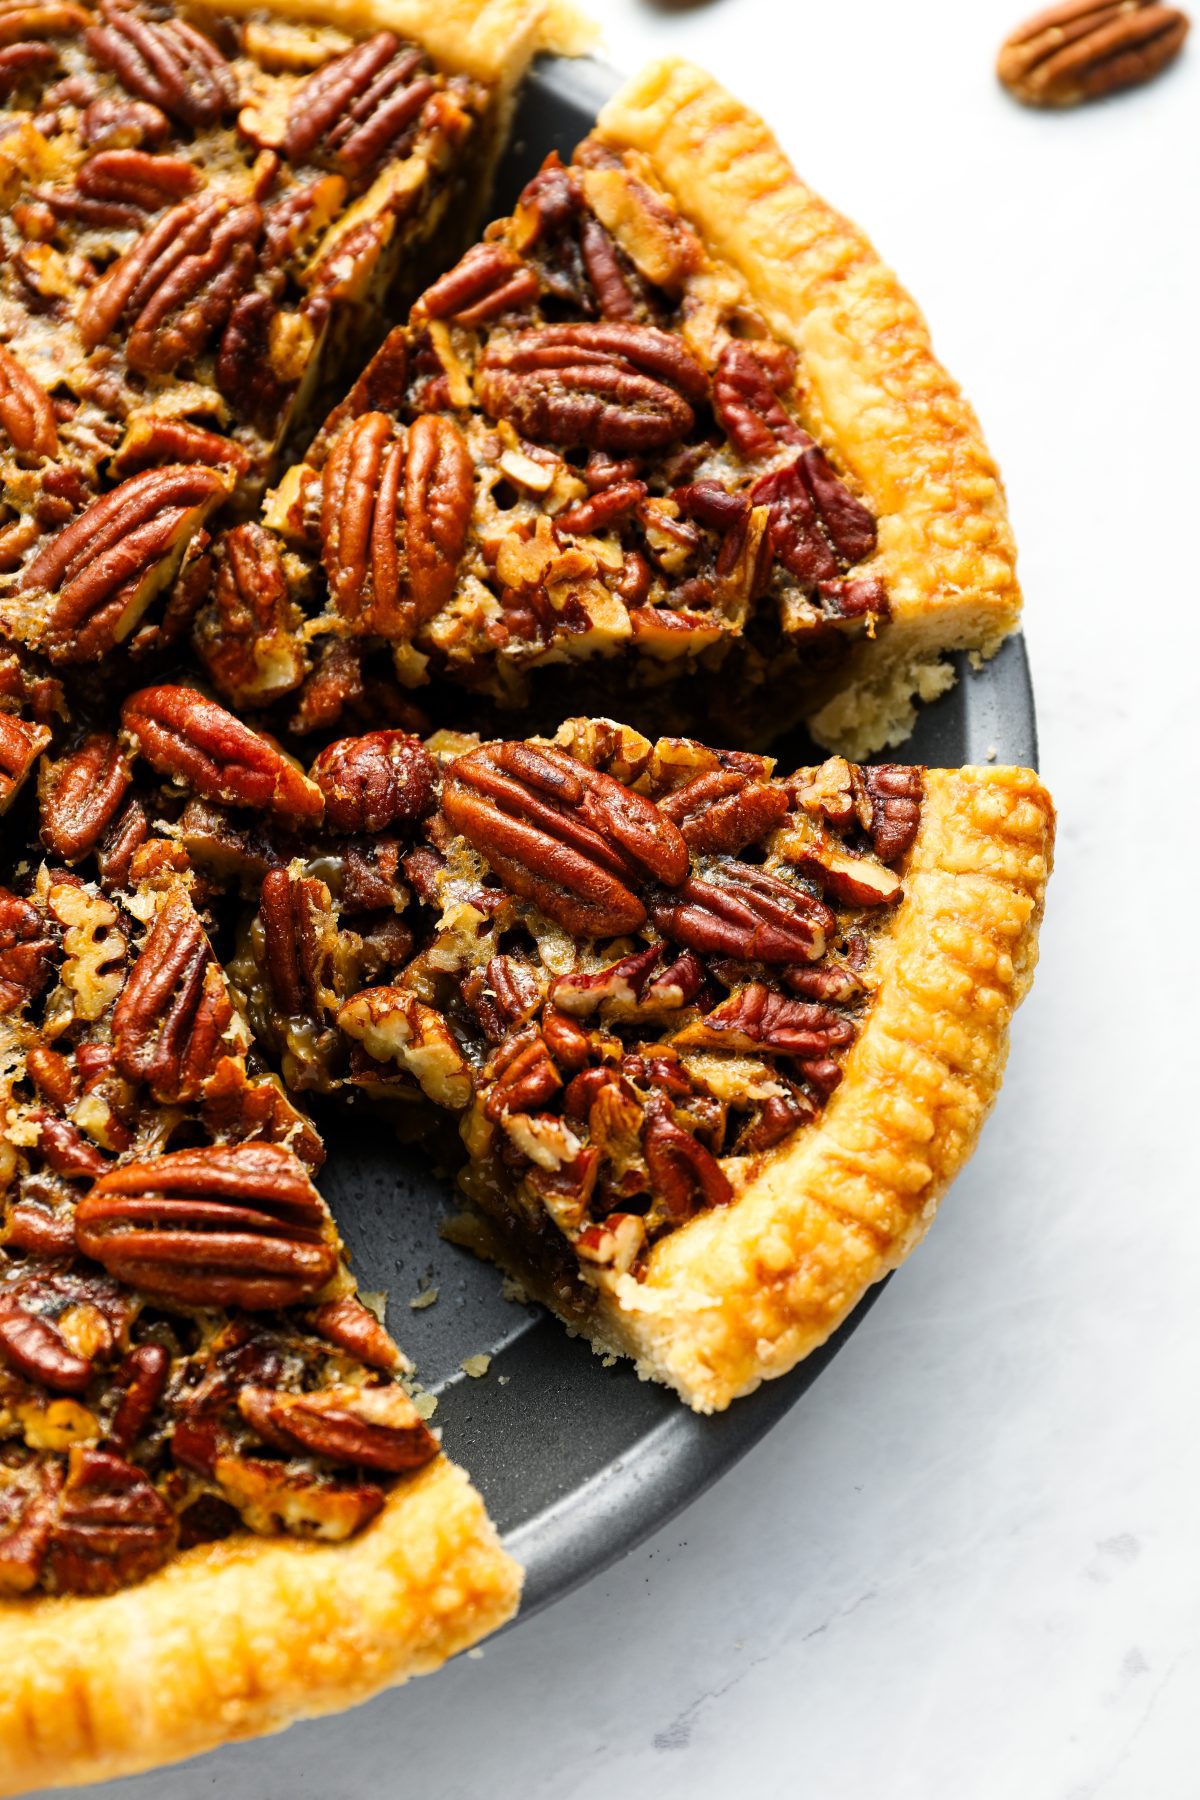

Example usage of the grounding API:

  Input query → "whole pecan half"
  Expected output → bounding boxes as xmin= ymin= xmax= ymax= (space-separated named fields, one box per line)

xmin=997 ymin=0 xmax=1188 ymax=104
xmin=17 ymin=464 xmax=228 ymax=662
xmin=258 ymin=868 xmax=338 ymax=1020
xmin=193 ymin=521 xmax=306 ymax=707
xmin=38 ymin=732 xmax=132 ymax=860
xmin=78 ymin=193 xmax=261 ymax=376
xmin=657 ymin=768 xmax=790 ymax=857
xmin=677 ymin=983 xmax=856 ymax=1058
xmin=310 ymin=730 xmax=435 ymax=834
xmin=284 ymin=32 xmax=433 ymax=179
xmin=121 ymin=684 xmax=324 ymax=822
xmin=752 ymin=449 xmax=877 ymax=584
xmin=0 ymin=342 xmax=57 ymax=460
xmin=75 ymin=1143 xmax=340 ymax=1309
xmin=85 ymin=0 xmax=236 ymax=129
xmin=76 ymin=146 xmax=199 ymax=212
xmin=0 ymin=711 xmax=51 ymax=813
xmin=238 ymin=1383 xmax=438 ymax=1473
xmin=43 ymin=1448 xmax=177 ymax=1597
xmin=443 ymin=741 xmax=689 ymax=938
xmin=111 ymin=887 xmax=233 ymax=1102
xmin=106 ymin=1342 xmax=170 ymax=1452
xmin=418 ymin=241 xmax=540 ymax=327
xmin=852 ymin=764 xmax=924 ymax=862
xmin=712 ymin=340 xmax=805 ymax=461
xmin=478 ymin=322 xmax=709 ymax=454
xmin=649 ymin=862 xmax=835 ymax=964
xmin=404 ymin=413 xmax=474 ymax=625
xmin=79 ymin=93 xmax=170 ymax=149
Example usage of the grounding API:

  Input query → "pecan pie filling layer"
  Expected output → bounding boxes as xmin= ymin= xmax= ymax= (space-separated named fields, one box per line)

xmin=0 ymin=0 xmax=490 ymax=661
xmin=200 ymin=141 xmax=889 ymax=735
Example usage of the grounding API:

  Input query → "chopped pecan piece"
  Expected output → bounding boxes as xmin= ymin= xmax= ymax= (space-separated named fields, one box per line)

xmin=642 ymin=1099 xmax=732 ymax=1223
xmin=306 ymin=1296 xmax=404 ymax=1374
xmin=712 ymin=339 xmax=804 ymax=460
xmin=0 ymin=888 xmax=54 ymax=1014
xmin=38 ymin=732 xmax=132 ymax=861
xmin=75 ymin=1143 xmax=340 ymax=1310
xmin=85 ymin=1 xmax=236 ymax=128
xmin=443 ymin=741 xmax=688 ymax=938
xmin=194 ymin=522 xmax=306 ymax=707
xmin=106 ymin=1342 xmax=170 ymax=1452
xmin=657 ymin=767 xmax=790 ymax=856
xmin=0 ymin=710 xmax=51 ymax=813
xmin=852 ymin=764 xmax=924 ymax=862
xmin=337 ymin=987 xmax=472 ymax=1109
xmin=310 ymin=731 xmax=435 ymax=834
xmin=752 ymin=449 xmax=877 ymax=585
xmin=238 ymin=1383 xmax=438 ymax=1473
xmin=418 ymin=241 xmax=539 ymax=326
xmin=122 ymin=684 xmax=324 ymax=822
xmin=675 ymin=983 xmax=856 ymax=1058
xmin=0 ymin=1303 xmax=93 ymax=1393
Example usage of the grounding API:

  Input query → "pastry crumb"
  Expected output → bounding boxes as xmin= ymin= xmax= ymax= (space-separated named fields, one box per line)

xmin=461 ymin=1353 xmax=492 ymax=1378
xmin=409 ymin=1285 xmax=439 ymax=1310
xmin=500 ymin=1275 xmax=529 ymax=1305
xmin=601 ymin=1353 xmax=617 ymax=1367
xmin=986 ymin=744 xmax=998 ymax=762
xmin=412 ymin=1391 xmax=438 ymax=1421
xmin=466 ymin=1647 xmax=485 ymax=1660
xmin=498 ymin=1374 xmax=509 ymax=1386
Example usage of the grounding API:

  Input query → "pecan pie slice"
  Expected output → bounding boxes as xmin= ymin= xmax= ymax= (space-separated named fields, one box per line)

xmin=0 ymin=852 xmax=519 ymax=1790
xmin=0 ymin=0 xmax=571 ymax=665
xmin=214 ymin=59 xmax=1021 ymax=756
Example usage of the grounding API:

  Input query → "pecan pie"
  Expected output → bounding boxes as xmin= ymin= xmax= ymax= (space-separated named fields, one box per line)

xmin=0 ymin=39 xmax=1054 ymax=1800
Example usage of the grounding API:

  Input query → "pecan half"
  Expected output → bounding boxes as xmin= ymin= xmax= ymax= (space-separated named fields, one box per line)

xmin=121 ymin=684 xmax=324 ymax=822
xmin=107 ymin=1342 xmax=170 ymax=1452
xmin=258 ymin=868 xmax=338 ymax=1019
xmin=76 ymin=146 xmax=199 ymax=211
xmin=676 ymin=983 xmax=856 ymax=1058
xmin=43 ymin=1448 xmax=177 ymax=1596
xmin=852 ymin=764 xmax=924 ymax=862
xmin=17 ymin=464 xmax=228 ymax=662
xmin=404 ymin=413 xmax=474 ymax=625
xmin=0 ymin=711 xmax=51 ymax=813
xmin=649 ymin=863 xmax=835 ymax=964
xmin=75 ymin=1143 xmax=340 ymax=1309
xmin=79 ymin=193 xmax=261 ymax=376
xmin=194 ymin=522 xmax=306 ymax=707
xmin=712 ymin=340 xmax=804 ymax=460
xmin=418 ymin=241 xmax=540 ymax=327
xmin=79 ymin=93 xmax=170 ymax=148
xmin=478 ymin=322 xmax=709 ymax=454
xmin=0 ymin=342 xmax=57 ymax=460
xmin=642 ymin=1099 xmax=732 ymax=1223
xmin=284 ymin=32 xmax=433 ymax=179
xmin=998 ymin=0 xmax=1188 ymax=104
xmin=306 ymin=1295 xmax=403 ymax=1373
xmin=85 ymin=1 xmax=236 ymax=129
xmin=752 ymin=449 xmax=877 ymax=584
xmin=320 ymin=411 xmax=405 ymax=631
xmin=238 ymin=1383 xmax=438 ymax=1473
xmin=309 ymin=731 xmax=435 ymax=834
xmin=443 ymin=741 xmax=688 ymax=938
xmin=657 ymin=768 xmax=790 ymax=857
xmin=38 ymin=732 xmax=132 ymax=861
xmin=111 ymin=888 xmax=233 ymax=1102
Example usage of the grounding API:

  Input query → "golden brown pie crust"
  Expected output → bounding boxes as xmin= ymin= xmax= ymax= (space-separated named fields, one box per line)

xmin=468 ymin=765 xmax=1054 ymax=1412
xmin=0 ymin=1457 xmax=519 ymax=1796
xmin=596 ymin=61 xmax=1023 ymax=758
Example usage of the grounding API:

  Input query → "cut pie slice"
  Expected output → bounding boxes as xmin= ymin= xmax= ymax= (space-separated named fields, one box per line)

xmin=217 ymin=56 xmax=1021 ymax=755
xmin=0 ymin=860 xmax=519 ymax=1790
xmin=0 ymin=0 xmax=578 ymax=664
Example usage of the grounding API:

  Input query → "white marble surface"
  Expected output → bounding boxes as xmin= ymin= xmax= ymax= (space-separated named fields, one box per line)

xmin=54 ymin=4 xmax=1200 ymax=1796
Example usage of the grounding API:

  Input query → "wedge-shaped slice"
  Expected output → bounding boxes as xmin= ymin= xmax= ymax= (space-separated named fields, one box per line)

xmin=0 ymin=0 xmax=577 ymax=661
xmin=0 ymin=862 xmax=518 ymax=1792
xmin=275 ymin=717 xmax=1049 ymax=1413
xmin=229 ymin=57 xmax=1018 ymax=753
